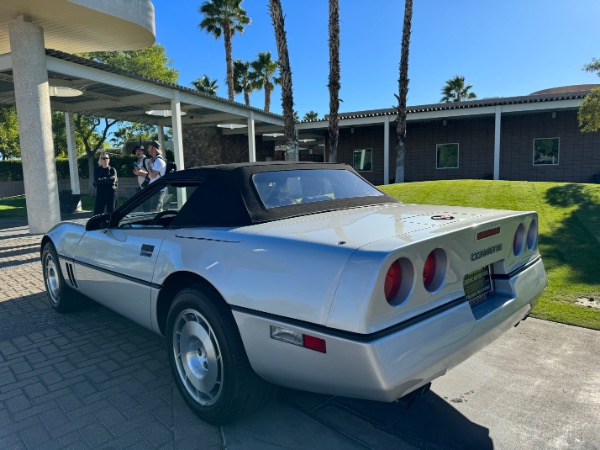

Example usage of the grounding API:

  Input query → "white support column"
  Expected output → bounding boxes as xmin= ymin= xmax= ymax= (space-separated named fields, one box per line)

xmin=65 ymin=112 xmax=81 ymax=196
xmin=383 ymin=115 xmax=390 ymax=185
xmin=9 ymin=17 xmax=60 ymax=233
xmin=494 ymin=105 xmax=502 ymax=180
xmin=247 ymin=112 xmax=256 ymax=162
xmin=157 ymin=125 xmax=165 ymax=149
xmin=170 ymin=92 xmax=184 ymax=170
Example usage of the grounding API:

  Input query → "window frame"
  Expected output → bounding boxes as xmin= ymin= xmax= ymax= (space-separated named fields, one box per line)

xmin=533 ymin=137 xmax=560 ymax=166
xmin=436 ymin=143 xmax=460 ymax=169
xmin=353 ymin=148 xmax=373 ymax=172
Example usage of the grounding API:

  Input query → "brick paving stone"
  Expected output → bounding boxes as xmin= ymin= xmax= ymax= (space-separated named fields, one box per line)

xmin=0 ymin=221 xmax=225 ymax=448
xmin=23 ymin=381 xmax=48 ymax=400
xmin=19 ymin=421 xmax=53 ymax=449
xmin=0 ymin=433 xmax=26 ymax=449
xmin=6 ymin=394 xmax=32 ymax=414
xmin=79 ymin=422 xmax=113 ymax=447
xmin=38 ymin=406 xmax=70 ymax=430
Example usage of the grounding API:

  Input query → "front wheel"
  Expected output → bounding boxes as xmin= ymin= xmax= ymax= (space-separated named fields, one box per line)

xmin=166 ymin=286 xmax=272 ymax=425
xmin=41 ymin=243 xmax=76 ymax=313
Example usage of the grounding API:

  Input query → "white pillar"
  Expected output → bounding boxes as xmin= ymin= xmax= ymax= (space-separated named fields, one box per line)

xmin=247 ymin=112 xmax=256 ymax=162
xmin=170 ymin=92 xmax=184 ymax=170
xmin=157 ymin=125 xmax=165 ymax=149
xmin=9 ymin=17 xmax=60 ymax=233
xmin=65 ymin=112 xmax=81 ymax=198
xmin=383 ymin=115 xmax=390 ymax=185
xmin=494 ymin=105 xmax=502 ymax=180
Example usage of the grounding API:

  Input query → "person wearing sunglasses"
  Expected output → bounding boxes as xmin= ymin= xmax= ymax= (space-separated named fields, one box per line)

xmin=93 ymin=152 xmax=118 ymax=215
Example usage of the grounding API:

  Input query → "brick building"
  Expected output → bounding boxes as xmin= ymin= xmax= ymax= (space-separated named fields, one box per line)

xmin=293 ymin=85 xmax=600 ymax=185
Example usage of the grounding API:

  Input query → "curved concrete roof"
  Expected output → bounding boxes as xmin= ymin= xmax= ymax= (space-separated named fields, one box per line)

xmin=530 ymin=84 xmax=600 ymax=95
xmin=0 ymin=0 xmax=155 ymax=54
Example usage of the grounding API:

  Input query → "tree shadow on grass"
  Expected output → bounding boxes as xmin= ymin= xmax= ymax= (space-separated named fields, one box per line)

xmin=543 ymin=183 xmax=600 ymax=286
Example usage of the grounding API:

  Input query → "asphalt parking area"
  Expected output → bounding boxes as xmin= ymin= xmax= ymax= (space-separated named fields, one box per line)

xmin=1 ymin=223 xmax=599 ymax=449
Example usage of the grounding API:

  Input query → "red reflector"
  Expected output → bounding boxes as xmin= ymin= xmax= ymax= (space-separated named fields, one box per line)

xmin=303 ymin=335 xmax=326 ymax=353
xmin=477 ymin=227 xmax=501 ymax=240
xmin=423 ymin=251 xmax=436 ymax=288
xmin=384 ymin=261 xmax=402 ymax=302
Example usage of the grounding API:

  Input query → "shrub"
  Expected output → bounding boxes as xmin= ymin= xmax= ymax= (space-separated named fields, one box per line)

xmin=0 ymin=155 xmax=137 ymax=182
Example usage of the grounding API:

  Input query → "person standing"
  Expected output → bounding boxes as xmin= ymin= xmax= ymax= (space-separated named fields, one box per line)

xmin=147 ymin=141 xmax=166 ymax=184
xmin=93 ymin=152 xmax=118 ymax=215
xmin=147 ymin=141 xmax=167 ymax=211
xmin=132 ymin=145 xmax=149 ymax=191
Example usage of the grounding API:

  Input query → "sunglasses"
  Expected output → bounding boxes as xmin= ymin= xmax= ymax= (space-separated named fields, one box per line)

xmin=102 ymin=157 xmax=109 ymax=160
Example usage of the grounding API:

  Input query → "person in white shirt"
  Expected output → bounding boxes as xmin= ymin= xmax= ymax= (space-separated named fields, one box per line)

xmin=132 ymin=145 xmax=149 ymax=191
xmin=147 ymin=141 xmax=166 ymax=184
xmin=147 ymin=141 xmax=168 ymax=211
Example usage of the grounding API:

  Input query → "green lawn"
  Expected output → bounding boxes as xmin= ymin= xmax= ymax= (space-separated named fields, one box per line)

xmin=381 ymin=180 xmax=600 ymax=331
xmin=0 ymin=194 xmax=101 ymax=216
xmin=2 ymin=181 xmax=599 ymax=330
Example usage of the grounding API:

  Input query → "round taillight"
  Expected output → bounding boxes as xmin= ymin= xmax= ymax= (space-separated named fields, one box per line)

xmin=423 ymin=252 xmax=436 ymax=289
xmin=513 ymin=223 xmax=525 ymax=256
xmin=384 ymin=261 xmax=401 ymax=302
xmin=527 ymin=220 xmax=538 ymax=250
xmin=423 ymin=248 xmax=447 ymax=292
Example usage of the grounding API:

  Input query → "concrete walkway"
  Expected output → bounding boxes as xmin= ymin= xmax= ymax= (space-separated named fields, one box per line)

xmin=0 ymin=216 xmax=599 ymax=449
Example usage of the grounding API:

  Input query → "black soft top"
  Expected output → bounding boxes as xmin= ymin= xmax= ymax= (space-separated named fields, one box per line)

xmin=163 ymin=162 xmax=399 ymax=227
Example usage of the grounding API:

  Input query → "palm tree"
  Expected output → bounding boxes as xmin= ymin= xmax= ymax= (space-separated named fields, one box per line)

xmin=440 ymin=75 xmax=477 ymax=102
xmin=192 ymin=75 xmax=219 ymax=95
xmin=268 ymin=0 xmax=298 ymax=161
xmin=199 ymin=0 xmax=251 ymax=102
xmin=395 ymin=0 xmax=413 ymax=184
xmin=233 ymin=59 xmax=253 ymax=106
xmin=249 ymin=52 xmax=279 ymax=113
xmin=303 ymin=111 xmax=319 ymax=121
xmin=328 ymin=0 xmax=341 ymax=163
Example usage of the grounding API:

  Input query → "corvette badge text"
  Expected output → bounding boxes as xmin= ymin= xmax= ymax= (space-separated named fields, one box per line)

xmin=471 ymin=243 xmax=503 ymax=261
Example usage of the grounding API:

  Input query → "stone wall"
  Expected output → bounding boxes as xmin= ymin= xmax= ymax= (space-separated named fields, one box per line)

xmin=182 ymin=125 xmax=275 ymax=167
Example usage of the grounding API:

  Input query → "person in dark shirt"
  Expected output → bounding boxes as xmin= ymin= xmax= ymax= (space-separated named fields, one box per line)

xmin=93 ymin=152 xmax=118 ymax=215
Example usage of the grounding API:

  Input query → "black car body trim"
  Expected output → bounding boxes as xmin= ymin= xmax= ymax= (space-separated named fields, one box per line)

xmin=59 ymin=254 xmax=162 ymax=290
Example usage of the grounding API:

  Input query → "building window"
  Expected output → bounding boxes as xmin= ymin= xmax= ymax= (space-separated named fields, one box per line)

xmin=436 ymin=143 xmax=459 ymax=169
xmin=533 ymin=138 xmax=559 ymax=165
xmin=353 ymin=148 xmax=372 ymax=171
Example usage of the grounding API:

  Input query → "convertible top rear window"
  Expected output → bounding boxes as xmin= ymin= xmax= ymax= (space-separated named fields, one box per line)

xmin=253 ymin=169 xmax=384 ymax=209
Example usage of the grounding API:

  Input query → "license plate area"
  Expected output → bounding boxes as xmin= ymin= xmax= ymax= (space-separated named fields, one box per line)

xmin=463 ymin=265 xmax=493 ymax=307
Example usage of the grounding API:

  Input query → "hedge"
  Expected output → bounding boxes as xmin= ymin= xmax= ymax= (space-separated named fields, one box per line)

xmin=0 ymin=155 xmax=138 ymax=182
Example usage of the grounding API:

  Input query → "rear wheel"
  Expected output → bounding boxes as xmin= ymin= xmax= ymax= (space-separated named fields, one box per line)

xmin=41 ymin=243 xmax=76 ymax=313
xmin=166 ymin=285 xmax=272 ymax=425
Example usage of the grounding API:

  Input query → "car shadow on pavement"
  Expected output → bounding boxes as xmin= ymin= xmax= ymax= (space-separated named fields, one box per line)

xmin=289 ymin=388 xmax=492 ymax=449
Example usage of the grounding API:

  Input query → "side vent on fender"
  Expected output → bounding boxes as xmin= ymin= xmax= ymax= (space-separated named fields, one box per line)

xmin=65 ymin=262 xmax=78 ymax=288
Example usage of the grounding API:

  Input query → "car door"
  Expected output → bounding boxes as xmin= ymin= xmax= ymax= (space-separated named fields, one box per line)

xmin=72 ymin=181 xmax=186 ymax=329
xmin=73 ymin=227 xmax=167 ymax=329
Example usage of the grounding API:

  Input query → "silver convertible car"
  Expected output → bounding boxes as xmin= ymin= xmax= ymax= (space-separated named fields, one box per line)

xmin=41 ymin=162 xmax=548 ymax=424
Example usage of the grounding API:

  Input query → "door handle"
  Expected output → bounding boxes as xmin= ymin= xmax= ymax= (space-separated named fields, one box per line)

xmin=140 ymin=244 xmax=154 ymax=257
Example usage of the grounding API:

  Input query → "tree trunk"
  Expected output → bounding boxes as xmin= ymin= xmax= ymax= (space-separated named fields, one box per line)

xmin=395 ymin=0 xmax=413 ymax=183
xmin=328 ymin=0 xmax=340 ymax=163
xmin=269 ymin=0 xmax=298 ymax=161
xmin=87 ymin=151 xmax=96 ymax=193
xmin=223 ymin=22 xmax=235 ymax=102
xmin=264 ymin=85 xmax=271 ymax=113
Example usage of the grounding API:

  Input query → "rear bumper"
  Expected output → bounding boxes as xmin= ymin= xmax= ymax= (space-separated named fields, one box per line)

xmin=233 ymin=258 xmax=547 ymax=401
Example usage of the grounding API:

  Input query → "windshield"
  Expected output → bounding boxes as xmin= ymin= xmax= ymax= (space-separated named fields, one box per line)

xmin=253 ymin=169 xmax=384 ymax=209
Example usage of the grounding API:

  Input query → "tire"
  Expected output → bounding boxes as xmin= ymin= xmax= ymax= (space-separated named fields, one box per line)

xmin=41 ymin=243 xmax=76 ymax=313
xmin=166 ymin=285 xmax=273 ymax=425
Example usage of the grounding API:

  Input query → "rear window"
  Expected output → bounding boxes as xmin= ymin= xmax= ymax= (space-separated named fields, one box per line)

xmin=253 ymin=169 xmax=384 ymax=209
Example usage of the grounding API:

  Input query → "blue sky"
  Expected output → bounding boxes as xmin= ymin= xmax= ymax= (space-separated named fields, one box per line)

xmin=152 ymin=0 xmax=600 ymax=118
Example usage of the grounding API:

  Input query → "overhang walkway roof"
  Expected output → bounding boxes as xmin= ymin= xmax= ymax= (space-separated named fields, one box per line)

xmin=0 ymin=48 xmax=284 ymax=131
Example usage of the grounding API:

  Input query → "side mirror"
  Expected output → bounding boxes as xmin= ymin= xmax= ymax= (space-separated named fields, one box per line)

xmin=85 ymin=213 xmax=111 ymax=231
